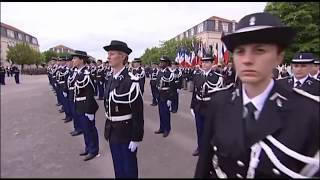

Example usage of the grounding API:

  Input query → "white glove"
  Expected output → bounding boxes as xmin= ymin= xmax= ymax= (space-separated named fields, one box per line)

xmin=128 ymin=141 xmax=139 ymax=152
xmin=190 ymin=108 xmax=195 ymax=117
xmin=167 ymin=100 xmax=172 ymax=108
xmin=62 ymin=92 xmax=67 ymax=97
xmin=85 ymin=113 xmax=94 ymax=121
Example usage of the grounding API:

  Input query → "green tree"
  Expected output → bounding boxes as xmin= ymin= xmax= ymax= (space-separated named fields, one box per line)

xmin=264 ymin=2 xmax=320 ymax=63
xmin=42 ymin=50 xmax=58 ymax=63
xmin=7 ymin=43 xmax=35 ymax=70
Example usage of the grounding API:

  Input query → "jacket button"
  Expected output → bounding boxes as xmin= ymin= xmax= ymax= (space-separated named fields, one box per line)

xmin=213 ymin=146 xmax=217 ymax=151
xmin=236 ymin=173 xmax=243 ymax=178
xmin=272 ymin=168 xmax=280 ymax=175
xmin=237 ymin=160 xmax=244 ymax=167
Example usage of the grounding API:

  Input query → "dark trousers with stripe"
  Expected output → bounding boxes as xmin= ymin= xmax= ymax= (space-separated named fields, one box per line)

xmin=93 ymin=81 xmax=98 ymax=96
xmin=0 ymin=74 xmax=5 ymax=85
xmin=68 ymin=99 xmax=82 ymax=132
xmin=97 ymin=81 xmax=104 ymax=99
xmin=60 ymin=92 xmax=71 ymax=118
xmin=194 ymin=111 xmax=205 ymax=151
xmin=14 ymin=73 xmax=20 ymax=84
xmin=158 ymin=98 xmax=171 ymax=133
xmin=109 ymin=143 xmax=138 ymax=178
xmin=78 ymin=114 xmax=99 ymax=155
xmin=171 ymin=91 xmax=179 ymax=112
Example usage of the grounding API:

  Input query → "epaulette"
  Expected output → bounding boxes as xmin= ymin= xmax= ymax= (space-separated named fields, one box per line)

xmin=293 ymin=88 xmax=320 ymax=103
xmin=129 ymin=72 xmax=139 ymax=82
xmin=214 ymin=72 xmax=223 ymax=77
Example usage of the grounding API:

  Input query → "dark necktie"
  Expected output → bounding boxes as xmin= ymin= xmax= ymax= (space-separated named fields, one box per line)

xmin=244 ymin=102 xmax=257 ymax=147
xmin=295 ymin=81 xmax=302 ymax=88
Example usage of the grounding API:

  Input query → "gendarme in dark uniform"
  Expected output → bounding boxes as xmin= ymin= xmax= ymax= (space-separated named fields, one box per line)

xmin=131 ymin=58 xmax=146 ymax=95
xmin=72 ymin=50 xmax=99 ymax=161
xmin=96 ymin=59 xmax=105 ymax=100
xmin=190 ymin=54 xmax=223 ymax=156
xmin=277 ymin=53 xmax=320 ymax=96
xmin=170 ymin=61 xmax=182 ymax=113
xmin=195 ymin=12 xmax=319 ymax=178
xmin=103 ymin=40 xmax=144 ymax=178
xmin=150 ymin=62 xmax=159 ymax=106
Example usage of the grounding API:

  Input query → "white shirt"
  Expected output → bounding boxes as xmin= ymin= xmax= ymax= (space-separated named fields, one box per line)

xmin=293 ymin=75 xmax=308 ymax=87
xmin=242 ymin=79 xmax=274 ymax=120
xmin=203 ymin=69 xmax=211 ymax=77
xmin=113 ymin=66 xmax=126 ymax=79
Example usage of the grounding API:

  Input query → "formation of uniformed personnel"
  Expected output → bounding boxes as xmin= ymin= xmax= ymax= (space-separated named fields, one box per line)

xmin=130 ymin=58 xmax=146 ymax=95
xmin=154 ymin=56 xmax=175 ymax=138
xmin=310 ymin=59 xmax=320 ymax=81
xmin=170 ymin=61 xmax=182 ymax=113
xmin=103 ymin=40 xmax=144 ymax=178
xmin=190 ymin=54 xmax=223 ymax=157
xmin=11 ymin=64 xmax=20 ymax=84
xmin=150 ymin=62 xmax=159 ymax=106
xmin=0 ymin=64 xmax=6 ymax=85
xmin=72 ymin=50 xmax=99 ymax=161
xmin=277 ymin=52 xmax=320 ymax=96
xmin=89 ymin=60 xmax=98 ymax=97
xmin=195 ymin=12 xmax=319 ymax=178
xmin=103 ymin=60 xmax=112 ymax=87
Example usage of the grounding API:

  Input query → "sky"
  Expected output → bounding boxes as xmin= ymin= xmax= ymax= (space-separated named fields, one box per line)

xmin=1 ymin=2 xmax=267 ymax=61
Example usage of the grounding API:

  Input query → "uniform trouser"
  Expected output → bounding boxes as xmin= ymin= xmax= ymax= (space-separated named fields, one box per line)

xmin=194 ymin=111 xmax=205 ymax=151
xmin=182 ymin=78 xmax=188 ymax=90
xmin=158 ymin=98 xmax=171 ymax=133
xmin=55 ymin=86 xmax=63 ymax=105
xmin=61 ymin=92 xmax=71 ymax=118
xmin=78 ymin=114 xmax=99 ymax=155
xmin=171 ymin=91 xmax=179 ymax=112
xmin=93 ymin=81 xmax=98 ymax=96
xmin=0 ymin=75 xmax=5 ymax=85
xmin=109 ymin=143 xmax=138 ymax=178
xmin=150 ymin=85 xmax=158 ymax=105
xmin=68 ymin=99 xmax=82 ymax=132
xmin=97 ymin=81 xmax=104 ymax=99
xmin=14 ymin=73 xmax=19 ymax=84
xmin=7 ymin=72 xmax=10 ymax=77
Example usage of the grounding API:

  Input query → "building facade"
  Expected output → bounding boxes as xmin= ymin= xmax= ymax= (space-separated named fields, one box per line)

xmin=172 ymin=16 xmax=237 ymax=63
xmin=49 ymin=45 xmax=74 ymax=54
xmin=1 ymin=22 xmax=39 ymax=67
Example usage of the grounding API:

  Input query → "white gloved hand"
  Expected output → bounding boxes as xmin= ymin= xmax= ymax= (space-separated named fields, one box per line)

xmin=63 ymin=92 xmax=67 ymax=97
xmin=190 ymin=108 xmax=195 ymax=117
xmin=167 ymin=100 xmax=172 ymax=108
xmin=85 ymin=113 xmax=94 ymax=121
xmin=128 ymin=141 xmax=139 ymax=152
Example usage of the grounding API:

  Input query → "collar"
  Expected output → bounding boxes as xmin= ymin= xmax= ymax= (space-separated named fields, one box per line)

xmin=242 ymin=79 xmax=274 ymax=118
xmin=293 ymin=75 xmax=308 ymax=85
xmin=203 ymin=69 xmax=212 ymax=76
xmin=77 ymin=65 xmax=86 ymax=73
xmin=113 ymin=66 xmax=125 ymax=79
xmin=310 ymin=71 xmax=320 ymax=79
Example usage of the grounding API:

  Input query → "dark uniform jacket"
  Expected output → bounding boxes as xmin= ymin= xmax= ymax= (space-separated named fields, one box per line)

xmin=104 ymin=67 xmax=144 ymax=144
xmin=67 ymin=67 xmax=77 ymax=102
xmin=172 ymin=68 xmax=183 ymax=90
xmin=0 ymin=66 xmax=6 ymax=75
xmin=191 ymin=69 xmax=223 ymax=114
xmin=96 ymin=65 xmax=105 ymax=84
xmin=277 ymin=76 xmax=320 ymax=96
xmin=195 ymin=81 xmax=319 ymax=178
xmin=280 ymin=71 xmax=290 ymax=79
xmin=223 ymin=66 xmax=236 ymax=86
xmin=132 ymin=66 xmax=146 ymax=94
xmin=11 ymin=66 xmax=20 ymax=74
xmin=74 ymin=66 xmax=99 ymax=115
xmin=156 ymin=67 xmax=176 ymax=102
xmin=57 ymin=65 xmax=69 ymax=93
xmin=150 ymin=67 xmax=159 ymax=87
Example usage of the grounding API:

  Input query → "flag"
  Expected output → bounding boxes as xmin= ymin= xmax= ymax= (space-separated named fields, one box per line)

xmin=222 ymin=43 xmax=229 ymax=65
xmin=185 ymin=51 xmax=191 ymax=67
xmin=175 ymin=48 xmax=180 ymax=63
xmin=214 ymin=43 xmax=219 ymax=65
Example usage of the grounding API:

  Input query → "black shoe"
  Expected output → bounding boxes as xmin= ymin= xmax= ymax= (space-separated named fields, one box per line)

xmin=154 ymin=130 xmax=164 ymax=134
xmin=171 ymin=110 xmax=177 ymax=113
xmin=163 ymin=131 xmax=170 ymax=137
xmin=59 ymin=109 xmax=64 ymax=113
xmin=79 ymin=151 xmax=88 ymax=156
xmin=83 ymin=153 xmax=97 ymax=161
xmin=62 ymin=117 xmax=67 ymax=120
xmin=71 ymin=131 xmax=82 ymax=136
xmin=150 ymin=103 xmax=157 ymax=106
xmin=64 ymin=117 xmax=72 ymax=123
xmin=56 ymin=103 xmax=61 ymax=106
xmin=192 ymin=149 xmax=200 ymax=156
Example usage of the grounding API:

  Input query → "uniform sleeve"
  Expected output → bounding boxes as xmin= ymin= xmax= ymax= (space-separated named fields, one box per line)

xmin=130 ymin=83 xmax=144 ymax=142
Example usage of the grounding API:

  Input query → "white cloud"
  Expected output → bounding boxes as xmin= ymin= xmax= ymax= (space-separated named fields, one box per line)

xmin=1 ymin=2 xmax=267 ymax=60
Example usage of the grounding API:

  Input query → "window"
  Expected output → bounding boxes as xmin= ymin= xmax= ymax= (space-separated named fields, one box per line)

xmin=191 ymin=28 xmax=194 ymax=36
xmin=222 ymin=22 xmax=229 ymax=32
xmin=25 ymin=35 xmax=31 ymax=42
xmin=1 ymin=27 xmax=7 ymax=37
xmin=232 ymin=22 xmax=236 ymax=32
xmin=7 ymin=29 xmax=14 ymax=38
xmin=32 ymin=38 xmax=38 ymax=45
xmin=206 ymin=20 xmax=214 ymax=31
xmin=198 ymin=23 xmax=204 ymax=33
xmin=194 ymin=26 xmax=198 ymax=34
xmin=18 ymin=33 xmax=23 ymax=40
xmin=215 ymin=20 xmax=219 ymax=31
